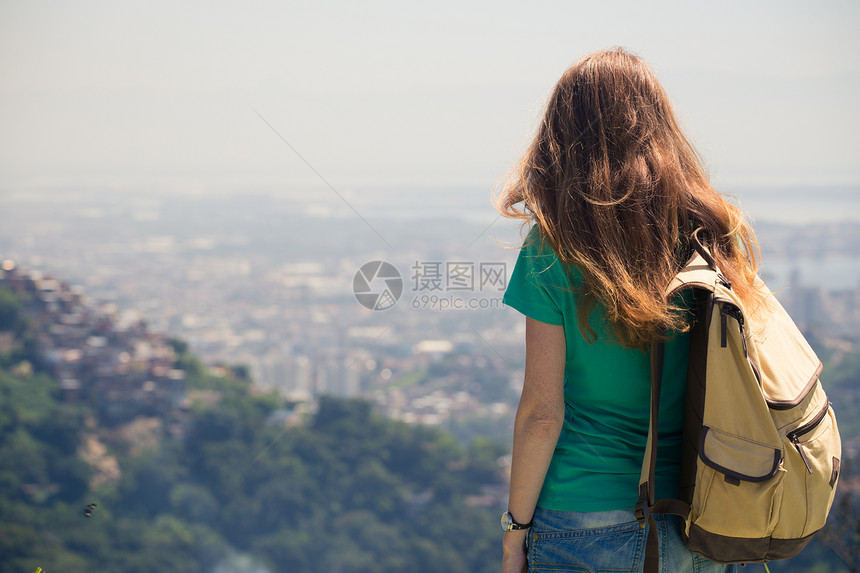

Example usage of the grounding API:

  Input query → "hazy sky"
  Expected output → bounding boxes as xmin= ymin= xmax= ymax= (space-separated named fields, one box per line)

xmin=1 ymin=0 xmax=858 ymax=194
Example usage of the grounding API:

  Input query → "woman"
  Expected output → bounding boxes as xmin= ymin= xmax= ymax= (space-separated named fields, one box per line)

xmin=498 ymin=48 xmax=759 ymax=572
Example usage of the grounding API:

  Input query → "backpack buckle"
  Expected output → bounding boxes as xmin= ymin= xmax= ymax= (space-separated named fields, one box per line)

xmin=634 ymin=500 xmax=648 ymax=527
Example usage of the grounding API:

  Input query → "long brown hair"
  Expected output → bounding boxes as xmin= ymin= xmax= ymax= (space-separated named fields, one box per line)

xmin=498 ymin=48 xmax=760 ymax=349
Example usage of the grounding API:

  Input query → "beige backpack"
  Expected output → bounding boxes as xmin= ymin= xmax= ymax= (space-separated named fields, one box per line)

xmin=636 ymin=230 xmax=842 ymax=568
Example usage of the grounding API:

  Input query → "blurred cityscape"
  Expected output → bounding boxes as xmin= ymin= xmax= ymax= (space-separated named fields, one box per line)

xmin=1 ymin=187 xmax=858 ymax=443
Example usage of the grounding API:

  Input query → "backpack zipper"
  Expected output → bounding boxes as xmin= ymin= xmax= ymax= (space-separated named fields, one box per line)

xmin=786 ymin=401 xmax=830 ymax=474
xmin=720 ymin=304 xmax=748 ymax=356
xmin=718 ymin=301 xmax=761 ymax=384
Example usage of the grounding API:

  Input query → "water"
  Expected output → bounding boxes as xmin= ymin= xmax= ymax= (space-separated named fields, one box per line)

xmin=761 ymin=256 xmax=860 ymax=292
xmin=732 ymin=186 xmax=860 ymax=224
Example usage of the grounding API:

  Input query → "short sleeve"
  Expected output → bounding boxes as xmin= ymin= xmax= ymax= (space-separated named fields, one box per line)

xmin=502 ymin=227 xmax=565 ymax=326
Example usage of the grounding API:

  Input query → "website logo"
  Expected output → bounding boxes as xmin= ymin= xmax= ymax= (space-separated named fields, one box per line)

xmin=353 ymin=261 xmax=403 ymax=311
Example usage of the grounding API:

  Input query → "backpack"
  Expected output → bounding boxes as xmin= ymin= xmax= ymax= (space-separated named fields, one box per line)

xmin=635 ymin=229 xmax=842 ymax=568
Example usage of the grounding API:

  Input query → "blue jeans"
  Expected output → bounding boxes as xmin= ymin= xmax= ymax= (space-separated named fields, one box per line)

xmin=526 ymin=507 xmax=738 ymax=572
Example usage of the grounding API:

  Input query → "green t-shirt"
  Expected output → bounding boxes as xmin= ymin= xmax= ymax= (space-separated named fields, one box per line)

xmin=503 ymin=226 xmax=689 ymax=512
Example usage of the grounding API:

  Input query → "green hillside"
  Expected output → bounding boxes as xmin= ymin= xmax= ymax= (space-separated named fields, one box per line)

xmin=0 ymin=360 xmax=506 ymax=573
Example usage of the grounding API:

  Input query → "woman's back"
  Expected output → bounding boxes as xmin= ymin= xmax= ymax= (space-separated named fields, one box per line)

xmin=503 ymin=225 xmax=690 ymax=512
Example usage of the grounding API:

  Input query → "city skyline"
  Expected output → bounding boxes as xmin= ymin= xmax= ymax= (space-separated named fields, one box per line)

xmin=2 ymin=191 xmax=858 ymax=449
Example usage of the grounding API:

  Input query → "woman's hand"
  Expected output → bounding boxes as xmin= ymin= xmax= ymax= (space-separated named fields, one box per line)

xmin=501 ymin=530 xmax=528 ymax=573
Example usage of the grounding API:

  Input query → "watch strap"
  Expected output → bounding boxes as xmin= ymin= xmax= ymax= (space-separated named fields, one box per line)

xmin=502 ymin=510 xmax=533 ymax=531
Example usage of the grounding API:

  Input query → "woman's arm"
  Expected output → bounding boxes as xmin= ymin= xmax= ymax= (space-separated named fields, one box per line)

xmin=502 ymin=317 xmax=567 ymax=573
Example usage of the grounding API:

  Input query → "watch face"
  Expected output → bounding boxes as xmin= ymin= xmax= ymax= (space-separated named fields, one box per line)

xmin=500 ymin=512 xmax=513 ymax=531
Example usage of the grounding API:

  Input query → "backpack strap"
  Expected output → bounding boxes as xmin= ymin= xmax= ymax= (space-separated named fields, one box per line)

xmin=636 ymin=339 xmax=664 ymax=573
xmin=637 ymin=231 xmax=718 ymax=523
xmin=665 ymin=232 xmax=720 ymax=298
xmin=640 ymin=337 xmax=693 ymax=572
xmin=636 ymin=340 xmax=664 ymax=523
xmin=690 ymin=227 xmax=717 ymax=269
xmin=637 ymin=228 xmax=720 ymax=572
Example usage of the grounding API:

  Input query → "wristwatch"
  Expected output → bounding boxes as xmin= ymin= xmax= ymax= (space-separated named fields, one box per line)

xmin=500 ymin=510 xmax=533 ymax=532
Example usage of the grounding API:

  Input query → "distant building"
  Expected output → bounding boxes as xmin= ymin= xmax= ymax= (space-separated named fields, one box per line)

xmin=0 ymin=263 xmax=187 ymax=425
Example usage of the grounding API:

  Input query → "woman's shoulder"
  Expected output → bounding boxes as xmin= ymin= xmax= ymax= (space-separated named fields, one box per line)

xmin=520 ymin=224 xmax=555 ymax=259
xmin=516 ymin=224 xmax=583 ymax=287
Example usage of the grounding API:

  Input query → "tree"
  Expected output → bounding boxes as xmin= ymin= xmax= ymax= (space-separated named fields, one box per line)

xmin=0 ymin=286 xmax=22 ymax=331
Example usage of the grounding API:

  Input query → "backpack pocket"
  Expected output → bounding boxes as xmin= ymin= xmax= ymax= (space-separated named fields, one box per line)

xmin=690 ymin=426 xmax=784 ymax=541
xmin=775 ymin=403 xmax=841 ymax=540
